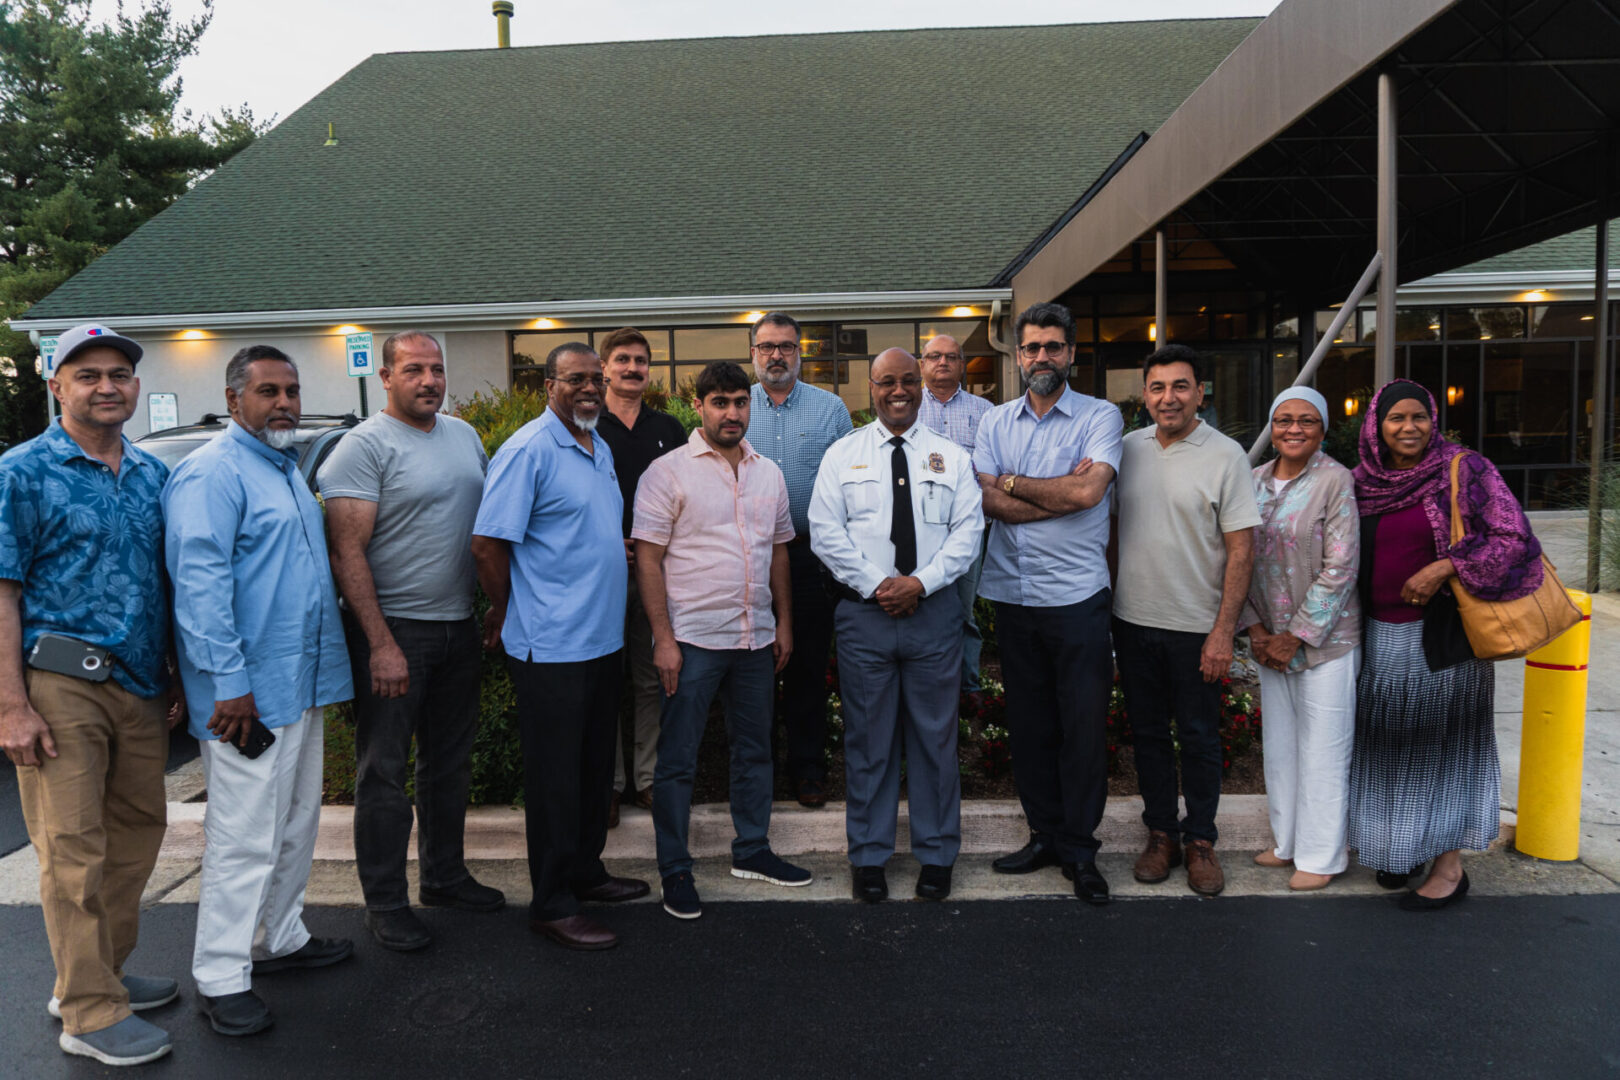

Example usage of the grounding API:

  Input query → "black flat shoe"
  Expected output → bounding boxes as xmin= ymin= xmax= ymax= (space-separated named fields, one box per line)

xmin=1399 ymin=870 xmax=1469 ymax=911
xmin=991 ymin=837 xmax=1060 ymax=875
xmin=915 ymin=864 xmax=952 ymax=901
xmin=1070 ymin=862 xmax=1111 ymax=906
xmin=1376 ymin=862 xmax=1427 ymax=890
xmin=199 ymin=991 xmax=273 ymax=1037
xmin=852 ymin=865 xmax=888 ymax=903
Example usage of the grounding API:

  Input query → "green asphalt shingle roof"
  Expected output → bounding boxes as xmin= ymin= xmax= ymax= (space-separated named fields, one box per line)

xmin=24 ymin=20 xmax=1263 ymax=321
xmin=1453 ymin=222 xmax=1620 ymax=275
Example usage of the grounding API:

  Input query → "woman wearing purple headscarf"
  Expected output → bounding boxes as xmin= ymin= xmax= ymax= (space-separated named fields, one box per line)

xmin=1350 ymin=380 xmax=1542 ymax=911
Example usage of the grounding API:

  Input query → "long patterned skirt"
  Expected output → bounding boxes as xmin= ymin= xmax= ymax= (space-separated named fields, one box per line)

xmin=1347 ymin=617 xmax=1500 ymax=872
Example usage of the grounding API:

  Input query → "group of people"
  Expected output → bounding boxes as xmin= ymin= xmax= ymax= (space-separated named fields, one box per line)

xmin=0 ymin=302 xmax=1545 ymax=1067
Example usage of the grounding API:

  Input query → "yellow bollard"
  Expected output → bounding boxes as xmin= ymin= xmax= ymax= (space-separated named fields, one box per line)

xmin=1516 ymin=589 xmax=1591 ymax=860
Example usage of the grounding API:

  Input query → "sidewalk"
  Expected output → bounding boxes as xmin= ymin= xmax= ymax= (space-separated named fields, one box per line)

xmin=3 ymin=515 xmax=1615 ymax=908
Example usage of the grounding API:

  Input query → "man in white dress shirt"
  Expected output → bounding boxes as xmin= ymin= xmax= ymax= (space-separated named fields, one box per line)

xmin=809 ymin=348 xmax=984 ymax=903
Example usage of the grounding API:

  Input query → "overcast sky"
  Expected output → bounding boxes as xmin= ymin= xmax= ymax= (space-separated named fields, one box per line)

xmin=89 ymin=0 xmax=1277 ymax=126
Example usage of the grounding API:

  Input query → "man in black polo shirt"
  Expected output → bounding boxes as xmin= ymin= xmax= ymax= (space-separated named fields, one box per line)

xmin=595 ymin=327 xmax=686 ymax=825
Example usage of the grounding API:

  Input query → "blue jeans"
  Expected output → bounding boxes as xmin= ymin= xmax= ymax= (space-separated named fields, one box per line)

xmin=653 ymin=644 xmax=776 ymax=877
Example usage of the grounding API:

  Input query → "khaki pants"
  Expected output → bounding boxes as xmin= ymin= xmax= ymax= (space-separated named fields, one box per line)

xmin=16 ymin=670 xmax=167 ymax=1035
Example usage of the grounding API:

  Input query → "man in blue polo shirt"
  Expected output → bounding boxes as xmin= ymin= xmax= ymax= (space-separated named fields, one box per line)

xmin=472 ymin=342 xmax=650 ymax=952
xmin=744 ymin=312 xmax=852 ymax=807
xmin=0 ymin=323 xmax=180 ymax=1066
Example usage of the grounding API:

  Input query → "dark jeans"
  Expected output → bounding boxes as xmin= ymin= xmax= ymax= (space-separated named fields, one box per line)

xmin=505 ymin=651 xmax=622 ymax=921
xmin=652 ymin=644 xmax=775 ymax=877
xmin=346 ymin=613 xmax=481 ymax=911
xmin=995 ymin=591 xmax=1113 ymax=863
xmin=779 ymin=543 xmax=833 ymax=783
xmin=1113 ymin=618 xmax=1223 ymax=844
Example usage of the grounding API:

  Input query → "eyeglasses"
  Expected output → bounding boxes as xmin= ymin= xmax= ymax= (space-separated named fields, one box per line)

xmin=921 ymin=352 xmax=962 ymax=364
xmin=553 ymin=374 xmax=605 ymax=388
xmin=752 ymin=342 xmax=799 ymax=356
xmin=871 ymin=376 xmax=923 ymax=391
xmin=1270 ymin=416 xmax=1323 ymax=430
xmin=1017 ymin=341 xmax=1070 ymax=358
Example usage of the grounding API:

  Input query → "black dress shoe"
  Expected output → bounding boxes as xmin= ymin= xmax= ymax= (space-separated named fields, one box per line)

xmin=991 ymin=836 xmax=1060 ymax=875
xmin=420 ymin=877 xmax=506 ymax=912
xmin=1399 ymin=870 xmax=1469 ymax=911
xmin=529 ymin=914 xmax=619 ymax=950
xmin=852 ymin=865 xmax=888 ymax=903
xmin=915 ymin=864 xmax=952 ymax=901
xmin=575 ymin=876 xmax=651 ymax=904
xmin=252 ymin=936 xmax=353 ymax=974
xmin=365 ymin=907 xmax=432 ymax=952
xmin=1376 ymin=863 xmax=1426 ymax=890
xmin=199 ymin=990 xmax=274 ymax=1036
xmin=1070 ymin=861 xmax=1111 ymax=905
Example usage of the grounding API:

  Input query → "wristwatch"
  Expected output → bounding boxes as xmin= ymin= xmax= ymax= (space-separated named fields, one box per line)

xmin=1002 ymin=475 xmax=1017 ymax=495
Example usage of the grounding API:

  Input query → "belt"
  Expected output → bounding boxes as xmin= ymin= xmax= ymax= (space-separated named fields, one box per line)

xmin=832 ymin=582 xmax=879 ymax=605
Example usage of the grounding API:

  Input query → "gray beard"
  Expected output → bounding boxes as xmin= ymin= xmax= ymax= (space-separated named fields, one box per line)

xmin=252 ymin=425 xmax=295 ymax=450
xmin=1022 ymin=365 xmax=1070 ymax=397
xmin=573 ymin=411 xmax=599 ymax=433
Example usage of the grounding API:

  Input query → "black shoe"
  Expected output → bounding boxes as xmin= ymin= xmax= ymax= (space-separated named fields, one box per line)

xmin=1070 ymin=861 xmax=1111 ymax=905
xmin=1376 ymin=863 xmax=1426 ymax=890
xmin=915 ymin=864 xmax=952 ymax=901
xmin=420 ymin=877 xmax=506 ymax=913
xmin=365 ymin=908 xmax=432 ymax=952
xmin=199 ymin=990 xmax=274 ymax=1037
xmin=852 ymin=865 xmax=888 ymax=903
xmin=1399 ymin=870 xmax=1469 ymax=911
xmin=991 ymin=836 xmax=1060 ymax=875
xmin=252 ymin=936 xmax=354 ymax=974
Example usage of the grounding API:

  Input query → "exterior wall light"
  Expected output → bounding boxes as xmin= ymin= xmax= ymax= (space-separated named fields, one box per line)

xmin=1344 ymin=397 xmax=1359 ymax=417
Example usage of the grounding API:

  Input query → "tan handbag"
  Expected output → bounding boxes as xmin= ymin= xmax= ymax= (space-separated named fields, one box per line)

xmin=1445 ymin=453 xmax=1580 ymax=661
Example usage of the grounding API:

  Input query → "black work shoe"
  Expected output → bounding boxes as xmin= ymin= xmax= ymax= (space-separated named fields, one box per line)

xmin=852 ymin=865 xmax=888 ymax=903
xmin=252 ymin=937 xmax=354 ymax=975
xmin=915 ymin=864 xmax=952 ymax=901
xmin=365 ymin=907 xmax=432 ymax=952
xmin=199 ymin=990 xmax=274 ymax=1037
xmin=1070 ymin=861 xmax=1111 ymax=905
xmin=991 ymin=836 xmax=1060 ymax=874
xmin=420 ymin=877 xmax=506 ymax=913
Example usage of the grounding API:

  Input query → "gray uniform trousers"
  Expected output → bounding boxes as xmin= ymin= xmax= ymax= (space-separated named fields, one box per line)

xmin=834 ymin=588 xmax=963 ymax=868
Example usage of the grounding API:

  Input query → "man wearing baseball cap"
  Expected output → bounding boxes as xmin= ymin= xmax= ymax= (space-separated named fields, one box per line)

xmin=0 ymin=323 xmax=185 ymax=1065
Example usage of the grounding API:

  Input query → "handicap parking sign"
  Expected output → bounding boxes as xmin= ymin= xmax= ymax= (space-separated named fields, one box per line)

xmin=346 ymin=332 xmax=375 ymax=377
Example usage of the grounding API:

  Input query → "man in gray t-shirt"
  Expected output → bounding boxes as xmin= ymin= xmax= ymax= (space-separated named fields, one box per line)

xmin=1114 ymin=344 xmax=1259 ymax=900
xmin=317 ymin=331 xmax=505 ymax=951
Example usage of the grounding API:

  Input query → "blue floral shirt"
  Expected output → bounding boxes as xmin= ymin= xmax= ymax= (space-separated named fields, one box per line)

xmin=0 ymin=420 xmax=170 ymax=698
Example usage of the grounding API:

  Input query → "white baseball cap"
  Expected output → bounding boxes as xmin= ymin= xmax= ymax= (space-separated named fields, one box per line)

xmin=53 ymin=323 xmax=144 ymax=368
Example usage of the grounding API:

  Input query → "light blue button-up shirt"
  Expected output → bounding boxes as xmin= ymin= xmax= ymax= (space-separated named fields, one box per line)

xmin=163 ymin=422 xmax=352 ymax=738
xmin=972 ymin=386 xmax=1123 ymax=608
xmin=918 ymin=384 xmax=993 ymax=454
xmin=746 ymin=380 xmax=853 ymax=538
xmin=473 ymin=409 xmax=625 ymax=664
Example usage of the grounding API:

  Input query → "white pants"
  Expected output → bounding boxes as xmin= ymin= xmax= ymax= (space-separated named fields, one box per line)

xmin=1258 ymin=649 xmax=1358 ymax=876
xmin=193 ymin=707 xmax=323 ymax=996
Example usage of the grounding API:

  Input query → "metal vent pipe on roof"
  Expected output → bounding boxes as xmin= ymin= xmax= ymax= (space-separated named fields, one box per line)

xmin=493 ymin=1 xmax=514 ymax=48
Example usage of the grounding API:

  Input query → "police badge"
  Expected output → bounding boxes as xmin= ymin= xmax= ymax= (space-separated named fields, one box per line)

xmin=928 ymin=452 xmax=945 ymax=474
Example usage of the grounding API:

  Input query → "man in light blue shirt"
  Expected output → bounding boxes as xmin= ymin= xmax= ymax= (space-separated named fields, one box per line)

xmin=744 ymin=312 xmax=852 ymax=807
xmin=973 ymin=303 xmax=1122 ymax=905
xmin=164 ymin=345 xmax=354 ymax=1038
xmin=472 ymin=342 xmax=648 ymax=953
xmin=917 ymin=332 xmax=994 ymax=696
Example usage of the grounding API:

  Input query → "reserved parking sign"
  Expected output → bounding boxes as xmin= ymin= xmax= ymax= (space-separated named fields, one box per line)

xmin=346 ymin=332 xmax=375 ymax=377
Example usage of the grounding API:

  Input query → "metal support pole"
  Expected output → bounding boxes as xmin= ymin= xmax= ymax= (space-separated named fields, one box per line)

xmin=1155 ymin=228 xmax=1168 ymax=345
xmin=1517 ymin=589 xmax=1591 ymax=861
xmin=1375 ymin=70 xmax=1398 ymax=388
xmin=1248 ymin=252 xmax=1383 ymax=462
xmin=1588 ymin=220 xmax=1611 ymax=592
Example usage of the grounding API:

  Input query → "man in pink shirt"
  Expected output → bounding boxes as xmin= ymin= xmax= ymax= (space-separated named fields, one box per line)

xmin=633 ymin=362 xmax=811 ymax=920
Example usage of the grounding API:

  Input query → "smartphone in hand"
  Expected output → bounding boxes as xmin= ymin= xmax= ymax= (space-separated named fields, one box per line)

xmin=235 ymin=717 xmax=276 ymax=760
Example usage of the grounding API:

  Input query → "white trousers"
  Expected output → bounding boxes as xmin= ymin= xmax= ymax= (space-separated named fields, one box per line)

xmin=1257 ymin=649 xmax=1358 ymax=876
xmin=193 ymin=707 xmax=323 ymax=996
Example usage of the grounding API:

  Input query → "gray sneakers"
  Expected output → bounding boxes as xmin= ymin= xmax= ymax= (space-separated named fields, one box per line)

xmin=48 ymin=972 xmax=180 ymax=1019
xmin=58 ymin=1013 xmax=172 ymax=1066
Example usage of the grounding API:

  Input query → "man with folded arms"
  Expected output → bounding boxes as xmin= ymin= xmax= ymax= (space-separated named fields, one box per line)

xmin=165 ymin=345 xmax=355 ymax=1037
xmin=319 ymin=330 xmax=504 ymax=953
xmin=810 ymin=348 xmax=983 ymax=903
xmin=634 ymin=361 xmax=810 ymax=920
xmin=472 ymin=342 xmax=649 ymax=951
xmin=0 ymin=323 xmax=181 ymax=1066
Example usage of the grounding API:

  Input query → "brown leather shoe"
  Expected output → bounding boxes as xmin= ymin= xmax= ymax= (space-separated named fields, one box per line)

xmin=796 ymin=779 xmax=828 ymax=808
xmin=633 ymin=786 xmax=654 ymax=810
xmin=529 ymin=914 xmax=619 ymax=951
xmin=575 ymin=876 xmax=651 ymax=904
xmin=1185 ymin=839 xmax=1225 ymax=896
xmin=1133 ymin=830 xmax=1182 ymax=884
xmin=607 ymin=790 xmax=620 ymax=829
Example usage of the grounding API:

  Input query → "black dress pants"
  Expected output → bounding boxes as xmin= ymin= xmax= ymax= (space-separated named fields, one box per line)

xmin=994 ymin=589 xmax=1113 ymax=863
xmin=780 ymin=543 xmax=833 ymax=783
xmin=505 ymin=651 xmax=622 ymax=921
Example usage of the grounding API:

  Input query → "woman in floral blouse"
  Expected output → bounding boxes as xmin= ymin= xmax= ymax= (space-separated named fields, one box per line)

xmin=1242 ymin=386 xmax=1362 ymax=891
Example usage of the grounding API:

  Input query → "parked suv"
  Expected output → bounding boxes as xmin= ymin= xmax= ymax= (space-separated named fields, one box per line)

xmin=135 ymin=413 xmax=360 ymax=492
